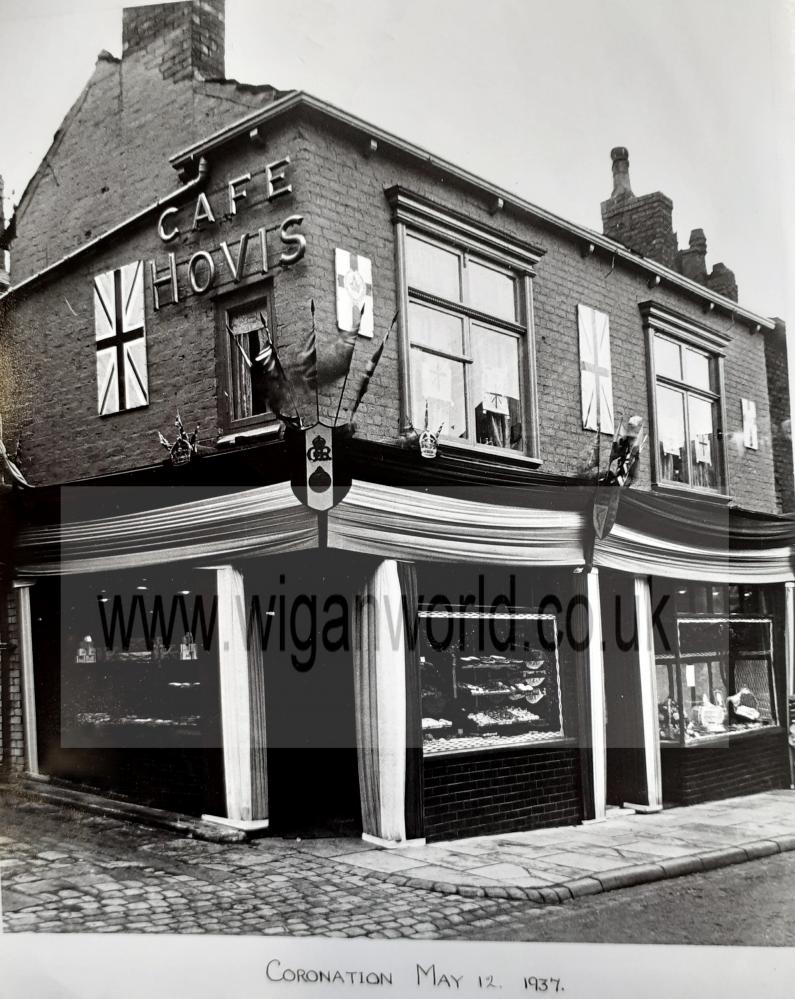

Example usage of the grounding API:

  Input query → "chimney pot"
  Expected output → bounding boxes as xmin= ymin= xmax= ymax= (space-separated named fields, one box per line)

xmin=610 ymin=146 xmax=634 ymax=199
xmin=689 ymin=228 xmax=707 ymax=253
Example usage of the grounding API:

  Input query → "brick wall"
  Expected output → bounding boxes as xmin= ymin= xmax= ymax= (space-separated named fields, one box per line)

xmin=763 ymin=320 xmax=794 ymax=513
xmin=661 ymin=729 xmax=790 ymax=806
xmin=288 ymin=117 xmax=779 ymax=512
xmin=423 ymin=747 xmax=583 ymax=841
xmin=1 ymin=118 xmax=310 ymax=484
xmin=1 ymin=110 xmax=783 ymax=515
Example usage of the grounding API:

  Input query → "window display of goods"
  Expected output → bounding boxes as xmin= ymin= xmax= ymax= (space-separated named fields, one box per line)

xmin=460 ymin=655 xmax=545 ymax=670
xmin=690 ymin=692 xmax=727 ymax=733
xmin=658 ymin=696 xmax=681 ymax=740
xmin=422 ymin=717 xmax=453 ymax=730
xmin=459 ymin=677 xmax=546 ymax=696
xmin=514 ymin=677 xmax=545 ymax=691
xmin=467 ymin=707 xmax=540 ymax=728
xmin=727 ymin=687 xmax=760 ymax=722
xmin=507 ymin=706 xmax=540 ymax=722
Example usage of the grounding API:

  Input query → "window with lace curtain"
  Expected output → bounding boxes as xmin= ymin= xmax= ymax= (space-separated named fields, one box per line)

xmin=388 ymin=187 xmax=544 ymax=461
xmin=641 ymin=302 xmax=729 ymax=495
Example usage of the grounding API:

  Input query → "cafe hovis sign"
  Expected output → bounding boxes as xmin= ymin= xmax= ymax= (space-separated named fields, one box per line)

xmin=149 ymin=155 xmax=306 ymax=308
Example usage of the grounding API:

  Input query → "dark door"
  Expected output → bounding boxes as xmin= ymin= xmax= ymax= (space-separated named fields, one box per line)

xmin=252 ymin=551 xmax=368 ymax=837
xmin=601 ymin=571 xmax=648 ymax=807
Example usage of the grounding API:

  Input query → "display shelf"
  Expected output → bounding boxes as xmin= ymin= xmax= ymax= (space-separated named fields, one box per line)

xmin=423 ymin=729 xmax=566 ymax=756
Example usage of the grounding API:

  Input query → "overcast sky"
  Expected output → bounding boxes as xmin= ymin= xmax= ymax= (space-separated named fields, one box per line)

xmin=0 ymin=0 xmax=792 ymax=321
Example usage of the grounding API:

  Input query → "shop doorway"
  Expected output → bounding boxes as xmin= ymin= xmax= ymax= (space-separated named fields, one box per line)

xmin=249 ymin=551 xmax=368 ymax=837
xmin=601 ymin=571 xmax=649 ymax=808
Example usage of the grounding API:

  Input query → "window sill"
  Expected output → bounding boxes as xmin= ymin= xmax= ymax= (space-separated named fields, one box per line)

xmin=435 ymin=438 xmax=542 ymax=469
xmin=422 ymin=734 xmax=574 ymax=759
xmin=651 ymin=481 xmax=732 ymax=506
xmin=660 ymin=725 xmax=783 ymax=749
xmin=216 ymin=422 xmax=282 ymax=446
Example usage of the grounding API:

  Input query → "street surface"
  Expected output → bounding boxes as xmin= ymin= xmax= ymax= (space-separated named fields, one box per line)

xmin=1 ymin=794 xmax=793 ymax=943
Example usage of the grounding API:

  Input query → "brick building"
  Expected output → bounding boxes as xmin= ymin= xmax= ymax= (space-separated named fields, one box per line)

xmin=0 ymin=1 xmax=792 ymax=844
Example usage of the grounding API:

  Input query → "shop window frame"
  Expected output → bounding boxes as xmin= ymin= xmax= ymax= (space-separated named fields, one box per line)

xmin=640 ymin=301 xmax=731 ymax=500
xmin=416 ymin=605 xmax=571 ymax=758
xmin=654 ymin=582 xmax=782 ymax=747
xmin=387 ymin=186 xmax=545 ymax=464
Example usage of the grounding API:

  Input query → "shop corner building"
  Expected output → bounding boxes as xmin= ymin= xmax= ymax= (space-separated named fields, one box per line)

xmin=0 ymin=1 xmax=793 ymax=845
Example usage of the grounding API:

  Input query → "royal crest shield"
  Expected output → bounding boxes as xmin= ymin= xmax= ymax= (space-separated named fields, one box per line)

xmin=297 ymin=422 xmax=335 ymax=512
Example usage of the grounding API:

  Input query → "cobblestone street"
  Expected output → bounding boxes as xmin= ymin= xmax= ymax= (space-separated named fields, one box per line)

xmin=0 ymin=795 xmax=528 ymax=937
xmin=3 ymin=792 xmax=795 ymax=945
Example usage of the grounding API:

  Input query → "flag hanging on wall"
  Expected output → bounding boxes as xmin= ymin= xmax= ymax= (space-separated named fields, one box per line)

xmin=741 ymin=398 xmax=758 ymax=450
xmin=335 ymin=248 xmax=373 ymax=338
xmin=577 ymin=303 xmax=614 ymax=434
xmin=94 ymin=261 xmax=149 ymax=416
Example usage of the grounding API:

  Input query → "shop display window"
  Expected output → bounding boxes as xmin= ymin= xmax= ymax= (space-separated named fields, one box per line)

xmin=418 ymin=609 xmax=565 ymax=755
xmin=59 ymin=568 xmax=221 ymax=749
xmin=655 ymin=583 xmax=778 ymax=745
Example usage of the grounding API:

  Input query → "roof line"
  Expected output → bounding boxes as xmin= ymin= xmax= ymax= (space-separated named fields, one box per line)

xmin=169 ymin=90 xmax=776 ymax=330
xmin=0 ymin=159 xmax=209 ymax=304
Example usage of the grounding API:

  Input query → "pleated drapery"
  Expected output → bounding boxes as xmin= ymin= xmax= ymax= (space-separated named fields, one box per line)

xmin=594 ymin=523 xmax=794 ymax=583
xmin=328 ymin=480 xmax=584 ymax=566
xmin=353 ymin=559 xmax=408 ymax=845
xmin=16 ymin=483 xmax=318 ymax=575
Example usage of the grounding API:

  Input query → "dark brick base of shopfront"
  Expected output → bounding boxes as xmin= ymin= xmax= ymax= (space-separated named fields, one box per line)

xmin=423 ymin=746 xmax=583 ymax=842
xmin=661 ymin=729 xmax=791 ymax=806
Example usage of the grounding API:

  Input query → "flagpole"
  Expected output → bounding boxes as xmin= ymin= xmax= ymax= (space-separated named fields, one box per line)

xmin=311 ymin=300 xmax=320 ymax=424
xmin=333 ymin=302 xmax=365 ymax=427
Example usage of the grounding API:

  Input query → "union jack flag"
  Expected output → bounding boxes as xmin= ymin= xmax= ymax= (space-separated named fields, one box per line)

xmin=94 ymin=261 xmax=149 ymax=415
xmin=577 ymin=304 xmax=614 ymax=435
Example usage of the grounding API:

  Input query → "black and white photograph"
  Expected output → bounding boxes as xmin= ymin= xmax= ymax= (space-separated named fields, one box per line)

xmin=0 ymin=1 xmax=793 ymax=995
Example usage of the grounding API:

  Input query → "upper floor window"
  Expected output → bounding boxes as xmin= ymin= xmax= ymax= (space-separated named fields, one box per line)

xmin=216 ymin=284 xmax=279 ymax=435
xmin=388 ymin=188 xmax=544 ymax=460
xmin=641 ymin=302 xmax=729 ymax=495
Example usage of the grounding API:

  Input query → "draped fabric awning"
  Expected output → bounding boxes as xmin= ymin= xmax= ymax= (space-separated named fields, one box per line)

xmin=11 ymin=471 xmax=795 ymax=584
xmin=15 ymin=482 xmax=319 ymax=575
xmin=327 ymin=480 xmax=585 ymax=565
xmin=593 ymin=522 xmax=795 ymax=583
xmin=328 ymin=480 xmax=794 ymax=582
xmin=618 ymin=489 xmax=795 ymax=549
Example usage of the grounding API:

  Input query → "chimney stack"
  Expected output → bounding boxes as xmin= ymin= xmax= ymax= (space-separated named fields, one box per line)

xmin=122 ymin=0 xmax=225 ymax=81
xmin=706 ymin=262 xmax=738 ymax=302
xmin=601 ymin=147 xmax=678 ymax=269
xmin=677 ymin=228 xmax=708 ymax=284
